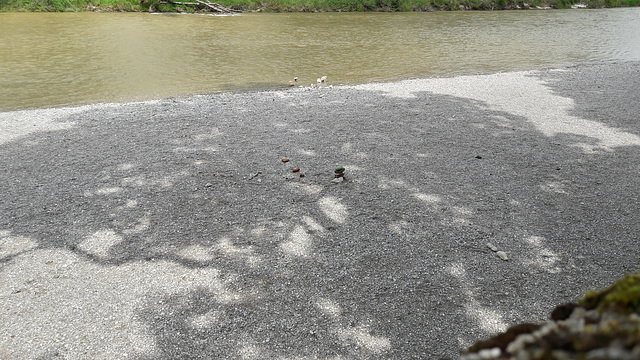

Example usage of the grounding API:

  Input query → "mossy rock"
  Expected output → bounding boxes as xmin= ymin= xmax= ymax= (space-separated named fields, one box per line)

xmin=461 ymin=272 xmax=640 ymax=359
xmin=579 ymin=272 xmax=640 ymax=315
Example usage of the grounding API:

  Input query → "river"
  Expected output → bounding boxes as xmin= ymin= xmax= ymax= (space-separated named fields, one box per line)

xmin=1 ymin=8 xmax=639 ymax=111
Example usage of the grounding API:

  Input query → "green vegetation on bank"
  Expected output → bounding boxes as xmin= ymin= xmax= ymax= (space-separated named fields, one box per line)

xmin=1 ymin=0 xmax=639 ymax=12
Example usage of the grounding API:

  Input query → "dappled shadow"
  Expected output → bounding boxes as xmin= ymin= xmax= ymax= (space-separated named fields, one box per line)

xmin=1 ymin=63 xmax=639 ymax=359
xmin=537 ymin=65 xmax=640 ymax=138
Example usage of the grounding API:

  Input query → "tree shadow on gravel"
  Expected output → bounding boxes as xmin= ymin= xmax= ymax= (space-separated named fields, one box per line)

xmin=1 ymin=65 xmax=639 ymax=359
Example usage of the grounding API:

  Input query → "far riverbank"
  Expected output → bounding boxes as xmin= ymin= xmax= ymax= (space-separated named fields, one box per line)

xmin=1 ymin=0 xmax=639 ymax=13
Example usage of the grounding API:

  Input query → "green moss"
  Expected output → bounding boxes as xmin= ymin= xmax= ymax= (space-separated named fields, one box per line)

xmin=579 ymin=272 xmax=640 ymax=315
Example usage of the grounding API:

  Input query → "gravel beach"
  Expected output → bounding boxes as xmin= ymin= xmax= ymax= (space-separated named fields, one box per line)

xmin=1 ymin=62 xmax=639 ymax=359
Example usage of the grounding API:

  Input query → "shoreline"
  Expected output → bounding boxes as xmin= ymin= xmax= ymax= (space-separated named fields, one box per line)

xmin=0 ymin=60 xmax=636 ymax=114
xmin=1 ymin=62 xmax=639 ymax=359
xmin=2 ymin=0 xmax=639 ymax=13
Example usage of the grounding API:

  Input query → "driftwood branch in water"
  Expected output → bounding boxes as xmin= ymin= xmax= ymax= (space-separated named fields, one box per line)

xmin=161 ymin=0 xmax=242 ymax=12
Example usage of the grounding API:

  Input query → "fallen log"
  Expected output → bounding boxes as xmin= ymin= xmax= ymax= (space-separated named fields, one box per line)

xmin=195 ymin=0 xmax=242 ymax=12
xmin=160 ymin=0 xmax=242 ymax=12
xmin=165 ymin=1 xmax=199 ymax=4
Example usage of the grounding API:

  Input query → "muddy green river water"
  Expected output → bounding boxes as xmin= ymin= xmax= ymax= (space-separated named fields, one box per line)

xmin=1 ymin=8 xmax=639 ymax=110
